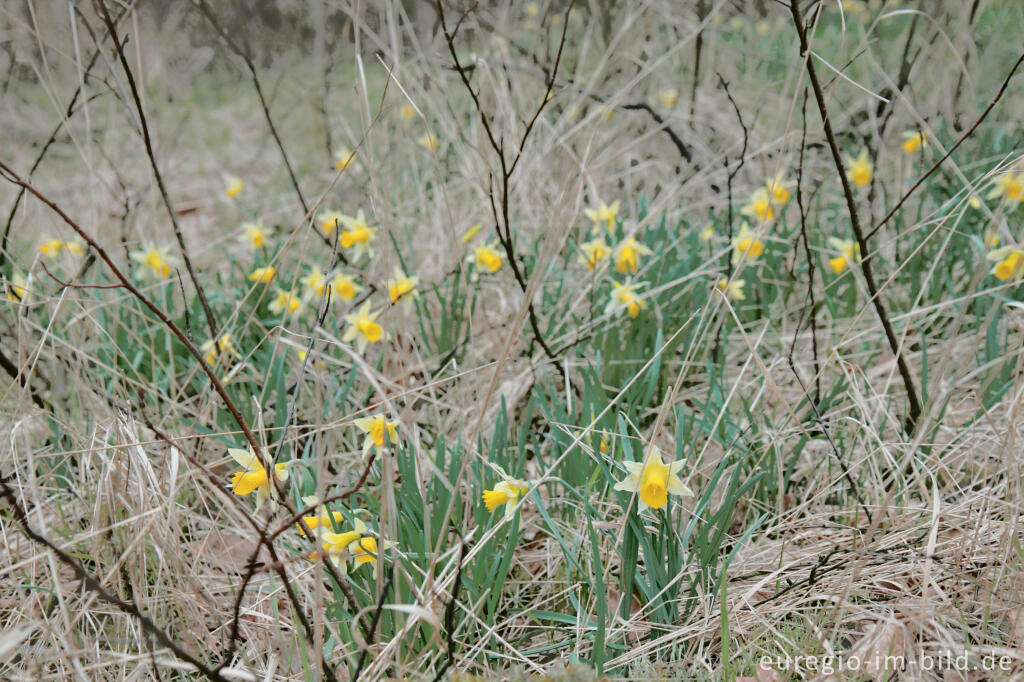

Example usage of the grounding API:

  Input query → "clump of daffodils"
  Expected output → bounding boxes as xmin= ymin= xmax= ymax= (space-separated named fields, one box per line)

xmin=613 ymin=445 xmax=692 ymax=511
xmin=316 ymin=518 xmax=391 ymax=572
xmin=353 ymin=413 xmax=399 ymax=455
xmin=579 ymin=238 xmax=611 ymax=270
xmin=482 ymin=466 xmax=531 ymax=519
xmin=228 ymin=446 xmax=288 ymax=512
xmin=987 ymin=247 xmax=1024 ymax=282
xmin=130 ymin=244 xmax=176 ymax=280
xmin=845 ymin=149 xmax=873 ymax=187
xmin=613 ymin=236 xmax=653 ymax=274
xmin=901 ymin=130 xmax=926 ymax=154
xmin=201 ymin=333 xmax=236 ymax=366
xmin=39 ymin=238 xmax=85 ymax=258
xmin=731 ymin=224 xmax=765 ymax=264
xmin=303 ymin=266 xmax=363 ymax=302
xmin=584 ymin=200 xmax=621 ymax=235
xmin=386 ymin=267 xmax=419 ymax=308
xmin=340 ymin=210 xmax=377 ymax=262
xmin=248 ymin=266 xmax=276 ymax=284
xmin=605 ymin=280 xmax=646 ymax=318
xmin=468 ymin=242 xmax=504 ymax=275
xmin=342 ymin=301 xmax=385 ymax=352
xmin=827 ymin=238 xmax=861 ymax=274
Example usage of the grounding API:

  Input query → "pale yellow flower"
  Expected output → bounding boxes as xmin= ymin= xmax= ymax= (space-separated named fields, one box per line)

xmin=339 ymin=210 xmax=377 ymax=262
xmin=130 ymin=244 xmax=176 ymax=280
xmin=579 ymin=238 xmax=611 ymax=270
xmin=731 ymin=224 xmax=765 ymax=264
xmin=741 ymin=188 xmax=774 ymax=222
xmin=39 ymin=238 xmax=83 ymax=258
xmin=386 ymin=266 xmax=419 ymax=307
xmin=605 ymin=280 xmax=646 ymax=318
xmin=827 ymin=237 xmax=861 ymax=274
xmin=353 ymin=413 xmax=398 ymax=455
xmin=900 ymin=130 xmax=926 ymax=154
xmin=200 ymin=333 xmax=236 ymax=366
xmin=482 ymin=466 xmax=531 ymax=519
xmin=342 ymin=300 xmax=384 ymax=353
xmin=699 ymin=224 xmax=715 ymax=243
xmin=225 ymin=175 xmax=244 ymax=198
xmin=983 ymin=227 xmax=1000 ymax=249
xmin=613 ymin=445 xmax=692 ymax=511
xmin=613 ymin=236 xmax=653 ymax=274
xmin=399 ymin=103 xmax=416 ymax=122
xmin=765 ymin=172 xmax=793 ymax=206
xmin=657 ymin=88 xmax=679 ymax=109
xmin=4 ymin=273 xmax=29 ymax=304
xmin=248 ymin=266 xmax=276 ymax=284
xmin=228 ymin=446 xmax=288 ymax=512
xmin=239 ymin=222 xmax=268 ymax=249
xmin=269 ymin=289 xmax=302 ymax=316
xmin=468 ymin=242 xmax=503 ymax=274
xmin=417 ymin=133 xmax=439 ymax=151
xmin=986 ymin=172 xmax=1023 ymax=203
xmin=845 ymin=149 xmax=873 ymax=187
xmin=318 ymin=209 xmax=344 ymax=236
xmin=334 ymin=147 xmax=360 ymax=172
xmin=584 ymin=200 xmax=621 ymax=235
xmin=987 ymin=247 xmax=1024 ymax=282
xmin=329 ymin=272 xmax=362 ymax=300
xmin=716 ymin=277 xmax=745 ymax=301
xmin=302 ymin=266 xmax=328 ymax=298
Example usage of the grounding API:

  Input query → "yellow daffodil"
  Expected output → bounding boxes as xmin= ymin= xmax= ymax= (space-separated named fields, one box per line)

xmin=579 ymin=238 xmax=611 ymax=270
xmin=657 ymin=88 xmax=679 ymax=109
xmin=716 ymin=277 xmax=745 ymax=301
xmin=200 ymin=333 xmax=236 ymax=365
xmin=239 ymin=222 xmax=268 ymax=249
xmin=986 ymin=172 xmax=1023 ymax=204
xmin=900 ymin=130 xmax=926 ymax=154
xmin=482 ymin=467 xmax=531 ymax=519
xmin=741 ymin=188 xmax=774 ymax=222
xmin=130 ymin=244 xmax=176 ymax=280
xmin=347 ymin=519 xmax=391 ymax=570
xmin=296 ymin=348 xmax=326 ymax=371
xmin=987 ymin=247 xmax=1024 ymax=282
xmin=604 ymin=280 xmax=646 ymax=318
xmin=248 ymin=266 xmax=276 ymax=283
xmin=334 ymin=146 xmax=360 ymax=172
xmin=765 ymin=172 xmax=793 ymax=206
xmin=584 ymin=200 xmax=621 ymax=235
xmin=342 ymin=300 xmax=384 ymax=352
xmin=845 ymin=149 xmax=873 ymax=187
xmin=297 ymin=495 xmax=345 ymax=538
xmin=269 ymin=289 xmax=302 ymax=316
xmin=302 ymin=266 xmax=362 ymax=302
xmin=468 ymin=242 xmax=503 ymax=275
xmin=339 ymin=210 xmax=377 ymax=262
xmin=228 ymin=446 xmax=288 ymax=512
xmin=399 ymin=103 xmax=416 ymax=121
xmin=353 ymin=413 xmax=399 ymax=455
xmin=613 ymin=445 xmax=692 ymax=511
xmin=40 ymin=238 xmax=83 ymax=257
xmin=614 ymin=236 xmax=653 ymax=274
xmin=225 ymin=175 xmax=244 ymax=198
xmin=699 ymin=224 xmax=715 ymax=243
xmin=731 ymin=224 xmax=765 ymax=263
xmin=417 ymin=133 xmax=439 ymax=151
xmin=318 ymin=209 xmax=343 ymax=236
xmin=330 ymin=272 xmax=362 ymax=300
xmin=827 ymin=237 xmax=861 ymax=274
xmin=4 ymin=273 xmax=29 ymax=304
xmin=969 ymin=195 xmax=983 ymax=211
xmin=302 ymin=266 xmax=328 ymax=298
xmin=983 ymin=227 xmax=1000 ymax=249
xmin=386 ymin=266 xmax=419 ymax=307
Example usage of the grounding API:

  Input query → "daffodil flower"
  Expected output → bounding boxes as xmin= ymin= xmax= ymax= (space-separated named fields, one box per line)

xmin=765 ymin=172 xmax=793 ymax=206
xmin=983 ymin=227 xmax=1000 ymax=249
xmin=239 ymin=222 xmax=268 ymax=249
xmin=827 ymin=237 xmax=861 ymax=274
xmin=657 ymin=88 xmax=679 ymax=109
xmin=614 ymin=236 xmax=653 ymax=274
xmin=228 ymin=446 xmax=288 ymax=512
xmin=353 ymin=413 xmax=399 ymax=455
xmin=417 ymin=133 xmax=439 ymax=151
xmin=716 ymin=277 xmax=745 ymax=301
xmin=4 ymin=273 xmax=29 ymax=304
xmin=342 ymin=300 xmax=384 ymax=353
xmin=604 ymin=280 xmax=646 ymax=318
xmin=200 ymin=333 xmax=236 ymax=365
xmin=225 ymin=175 xmax=244 ymax=198
xmin=348 ymin=519 xmax=393 ymax=570
xmin=584 ymin=200 xmax=621 ymax=235
xmin=248 ymin=266 xmax=276 ymax=284
xmin=900 ymin=130 xmax=926 ymax=154
xmin=297 ymin=495 xmax=346 ymax=539
xmin=39 ymin=238 xmax=83 ymax=257
xmin=302 ymin=266 xmax=328 ymax=299
xmin=318 ymin=210 xmax=344 ymax=236
xmin=482 ymin=468 xmax=531 ymax=519
xmin=579 ymin=238 xmax=611 ymax=270
xmin=399 ymin=103 xmax=416 ymax=122
xmin=329 ymin=272 xmax=362 ymax=300
xmin=741 ymin=188 xmax=774 ymax=222
xmin=613 ymin=445 xmax=692 ymax=511
xmin=468 ymin=242 xmax=504 ymax=275
xmin=969 ymin=195 xmax=983 ymax=210
xmin=269 ymin=290 xmax=302 ymax=316
xmin=699 ymin=224 xmax=715 ymax=243
xmin=334 ymin=147 xmax=360 ymax=172
xmin=130 ymin=244 xmax=176 ymax=280
xmin=317 ymin=519 xmax=393 ymax=572
xmin=386 ymin=267 xmax=419 ymax=307
xmin=731 ymin=224 xmax=765 ymax=264
xmin=986 ymin=172 xmax=1023 ymax=204
xmin=987 ymin=247 xmax=1024 ymax=282
xmin=339 ymin=210 xmax=377 ymax=262
xmin=845 ymin=149 xmax=873 ymax=187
